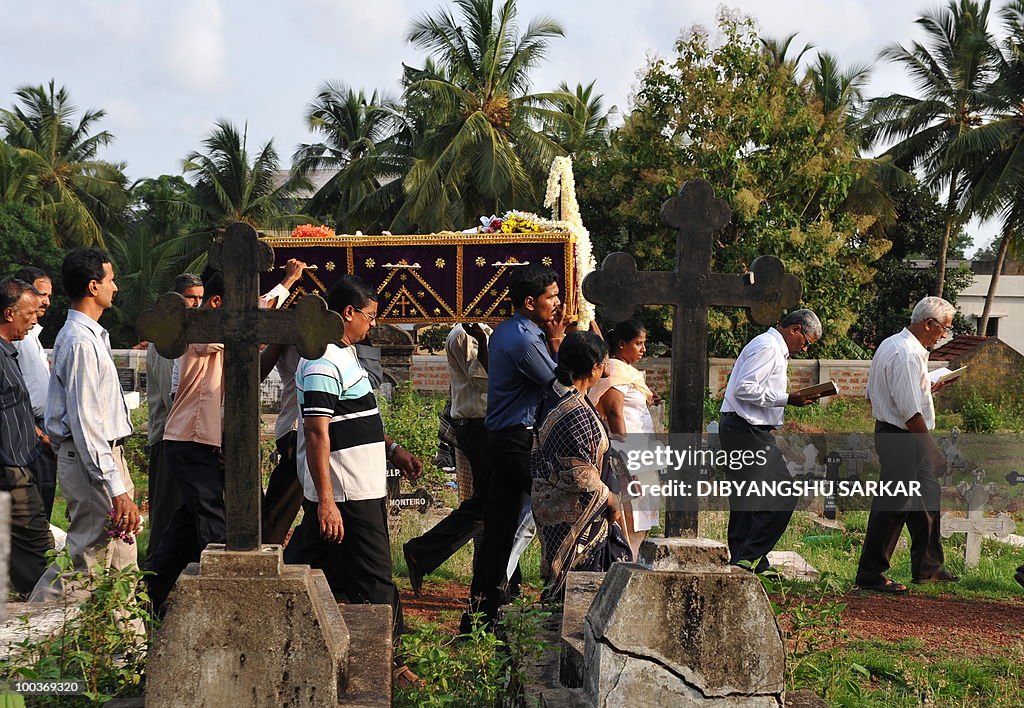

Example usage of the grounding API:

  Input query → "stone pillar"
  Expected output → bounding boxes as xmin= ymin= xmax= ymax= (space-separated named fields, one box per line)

xmin=146 ymin=545 xmax=355 ymax=707
xmin=583 ymin=538 xmax=785 ymax=707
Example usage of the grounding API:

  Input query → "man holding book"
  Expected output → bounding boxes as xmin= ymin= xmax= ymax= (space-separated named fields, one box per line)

xmin=718 ymin=309 xmax=824 ymax=574
xmin=855 ymin=296 xmax=959 ymax=593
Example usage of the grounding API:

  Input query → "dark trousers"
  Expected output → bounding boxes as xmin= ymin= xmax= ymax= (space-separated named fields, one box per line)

xmin=27 ymin=422 xmax=56 ymax=523
xmin=468 ymin=427 xmax=533 ymax=622
xmin=719 ymin=413 xmax=798 ymax=572
xmin=146 ymin=440 xmax=226 ymax=610
xmin=262 ymin=430 xmax=303 ymax=545
xmin=404 ymin=420 xmax=489 ymax=574
xmin=0 ymin=463 xmax=53 ymax=595
xmin=144 ymin=440 xmax=179 ymax=566
xmin=856 ymin=422 xmax=945 ymax=585
xmin=284 ymin=497 xmax=404 ymax=641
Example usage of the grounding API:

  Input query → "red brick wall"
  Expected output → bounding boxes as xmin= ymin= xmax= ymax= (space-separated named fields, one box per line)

xmin=409 ymin=355 xmax=944 ymax=400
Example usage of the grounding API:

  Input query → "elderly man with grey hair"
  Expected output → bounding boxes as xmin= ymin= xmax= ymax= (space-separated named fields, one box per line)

xmin=719 ymin=308 xmax=824 ymax=574
xmin=855 ymin=296 xmax=958 ymax=593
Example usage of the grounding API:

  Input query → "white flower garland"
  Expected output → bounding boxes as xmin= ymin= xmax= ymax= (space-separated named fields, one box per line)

xmin=543 ymin=156 xmax=596 ymax=328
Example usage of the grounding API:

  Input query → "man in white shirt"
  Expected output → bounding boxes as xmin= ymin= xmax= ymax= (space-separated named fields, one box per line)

xmin=855 ymin=296 xmax=958 ymax=593
xmin=718 ymin=309 xmax=821 ymax=573
xmin=31 ymin=248 xmax=139 ymax=601
xmin=12 ymin=266 xmax=56 ymax=522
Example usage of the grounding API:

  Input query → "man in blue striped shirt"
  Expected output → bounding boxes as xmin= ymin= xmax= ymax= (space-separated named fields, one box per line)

xmin=31 ymin=249 xmax=139 ymax=602
xmin=0 ymin=277 xmax=52 ymax=596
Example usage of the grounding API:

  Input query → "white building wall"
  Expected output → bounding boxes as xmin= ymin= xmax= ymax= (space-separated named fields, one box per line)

xmin=959 ymin=273 xmax=1024 ymax=354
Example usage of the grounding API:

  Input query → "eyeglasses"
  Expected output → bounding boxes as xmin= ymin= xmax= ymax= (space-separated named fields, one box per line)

xmin=797 ymin=329 xmax=812 ymax=351
xmin=929 ymin=318 xmax=953 ymax=335
xmin=356 ymin=309 xmax=378 ymax=325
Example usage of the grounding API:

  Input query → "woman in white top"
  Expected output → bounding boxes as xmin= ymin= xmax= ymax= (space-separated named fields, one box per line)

xmin=589 ymin=320 xmax=661 ymax=558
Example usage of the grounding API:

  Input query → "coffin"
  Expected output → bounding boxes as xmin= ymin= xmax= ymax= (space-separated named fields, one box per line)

xmin=260 ymin=232 xmax=578 ymax=324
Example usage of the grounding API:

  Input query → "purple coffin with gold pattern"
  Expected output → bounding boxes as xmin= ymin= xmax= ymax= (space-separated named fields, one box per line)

xmin=259 ymin=232 xmax=578 ymax=324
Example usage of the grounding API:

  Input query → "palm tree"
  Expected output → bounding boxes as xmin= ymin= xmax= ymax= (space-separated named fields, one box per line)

xmin=292 ymin=82 xmax=409 ymax=233
xmin=866 ymin=0 xmax=999 ymax=297
xmin=396 ymin=0 xmax=573 ymax=231
xmin=108 ymin=175 xmax=206 ymax=344
xmin=807 ymin=52 xmax=912 ymax=225
xmin=182 ymin=121 xmax=302 ymax=237
xmin=0 ymin=81 xmax=129 ymax=248
xmin=546 ymin=81 xmax=610 ymax=156
xmin=951 ymin=0 xmax=1024 ymax=335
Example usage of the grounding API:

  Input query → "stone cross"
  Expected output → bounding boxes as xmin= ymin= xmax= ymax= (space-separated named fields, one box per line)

xmin=939 ymin=427 xmax=969 ymax=487
xmin=138 ymin=222 xmax=343 ymax=550
xmin=582 ymin=179 xmax=801 ymax=535
xmin=940 ymin=469 xmax=1015 ymax=568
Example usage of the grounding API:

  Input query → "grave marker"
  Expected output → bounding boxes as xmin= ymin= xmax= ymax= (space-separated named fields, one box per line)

xmin=583 ymin=179 xmax=801 ymax=535
xmin=940 ymin=469 xmax=1015 ymax=568
xmin=939 ymin=427 xmax=969 ymax=487
xmin=139 ymin=223 xmax=343 ymax=549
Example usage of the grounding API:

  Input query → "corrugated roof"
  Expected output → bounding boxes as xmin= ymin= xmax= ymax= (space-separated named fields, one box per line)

xmin=929 ymin=335 xmax=988 ymax=361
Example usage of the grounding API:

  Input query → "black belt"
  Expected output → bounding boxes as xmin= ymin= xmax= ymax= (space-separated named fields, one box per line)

xmin=721 ymin=411 xmax=776 ymax=431
xmin=453 ymin=417 xmax=485 ymax=427
xmin=109 ymin=437 xmax=128 ymax=448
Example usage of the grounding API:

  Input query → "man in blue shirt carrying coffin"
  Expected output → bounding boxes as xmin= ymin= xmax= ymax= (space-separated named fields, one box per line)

xmin=464 ymin=264 xmax=566 ymax=631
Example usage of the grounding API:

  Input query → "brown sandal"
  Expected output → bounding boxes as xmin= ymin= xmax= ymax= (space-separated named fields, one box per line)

xmin=393 ymin=664 xmax=425 ymax=689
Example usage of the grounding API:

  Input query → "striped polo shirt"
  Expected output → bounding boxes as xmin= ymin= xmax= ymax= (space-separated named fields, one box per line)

xmin=296 ymin=343 xmax=386 ymax=502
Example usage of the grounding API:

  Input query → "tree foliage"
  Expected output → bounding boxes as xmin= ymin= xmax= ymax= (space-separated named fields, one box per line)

xmin=576 ymin=10 xmax=889 ymax=358
xmin=0 ymin=81 xmax=130 ymax=249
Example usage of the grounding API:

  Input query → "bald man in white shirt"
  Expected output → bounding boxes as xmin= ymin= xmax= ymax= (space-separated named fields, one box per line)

xmin=718 ymin=309 xmax=821 ymax=574
xmin=855 ymin=296 xmax=958 ymax=594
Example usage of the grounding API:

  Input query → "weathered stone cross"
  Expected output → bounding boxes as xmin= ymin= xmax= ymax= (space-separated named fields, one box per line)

xmin=941 ymin=469 xmax=1014 ymax=568
xmin=583 ymin=179 xmax=801 ymax=535
xmin=138 ymin=222 xmax=343 ymax=550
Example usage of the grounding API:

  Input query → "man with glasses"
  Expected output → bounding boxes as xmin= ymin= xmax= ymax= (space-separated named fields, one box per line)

xmin=856 ymin=296 xmax=958 ymax=594
xmin=719 ymin=309 xmax=822 ymax=575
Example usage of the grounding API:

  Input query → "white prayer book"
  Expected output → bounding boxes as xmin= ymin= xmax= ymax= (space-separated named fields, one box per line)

xmin=928 ymin=366 xmax=967 ymax=386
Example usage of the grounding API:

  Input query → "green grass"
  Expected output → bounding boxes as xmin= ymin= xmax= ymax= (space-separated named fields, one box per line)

xmin=824 ymin=640 xmax=1024 ymax=707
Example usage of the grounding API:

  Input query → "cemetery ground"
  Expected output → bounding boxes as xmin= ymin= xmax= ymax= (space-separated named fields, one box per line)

xmin=12 ymin=388 xmax=1024 ymax=706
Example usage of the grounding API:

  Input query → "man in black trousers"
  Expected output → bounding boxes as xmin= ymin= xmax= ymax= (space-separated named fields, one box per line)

xmin=718 ymin=309 xmax=821 ymax=574
xmin=464 ymin=265 xmax=565 ymax=630
xmin=403 ymin=322 xmax=491 ymax=593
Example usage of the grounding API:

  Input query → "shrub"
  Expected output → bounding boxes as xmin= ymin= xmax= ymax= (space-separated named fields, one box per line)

xmin=395 ymin=599 xmax=550 ymax=707
xmin=960 ymin=391 xmax=1000 ymax=433
xmin=0 ymin=551 xmax=154 ymax=705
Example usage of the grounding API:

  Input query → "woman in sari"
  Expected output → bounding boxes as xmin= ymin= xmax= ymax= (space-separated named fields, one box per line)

xmin=530 ymin=331 xmax=630 ymax=601
xmin=588 ymin=319 xmax=662 ymax=558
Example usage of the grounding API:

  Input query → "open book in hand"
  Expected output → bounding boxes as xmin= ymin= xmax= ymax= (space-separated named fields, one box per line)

xmin=791 ymin=380 xmax=839 ymax=399
xmin=928 ymin=366 xmax=967 ymax=386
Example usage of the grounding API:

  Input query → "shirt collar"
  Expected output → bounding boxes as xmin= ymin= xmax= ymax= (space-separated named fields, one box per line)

xmin=0 ymin=338 xmax=15 ymax=357
xmin=67 ymin=309 xmax=108 ymax=339
xmin=513 ymin=311 xmax=545 ymax=339
xmin=767 ymin=327 xmax=790 ymax=360
xmin=899 ymin=327 xmax=928 ymax=356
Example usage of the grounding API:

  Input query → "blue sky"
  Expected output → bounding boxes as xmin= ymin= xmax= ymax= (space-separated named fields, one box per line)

xmin=0 ymin=0 xmax=996 ymax=252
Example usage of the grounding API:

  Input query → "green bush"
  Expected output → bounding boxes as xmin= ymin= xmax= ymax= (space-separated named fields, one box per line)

xmin=395 ymin=599 xmax=550 ymax=707
xmin=379 ymin=383 xmax=448 ymax=486
xmin=0 ymin=551 xmax=154 ymax=705
xmin=960 ymin=391 xmax=1000 ymax=433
